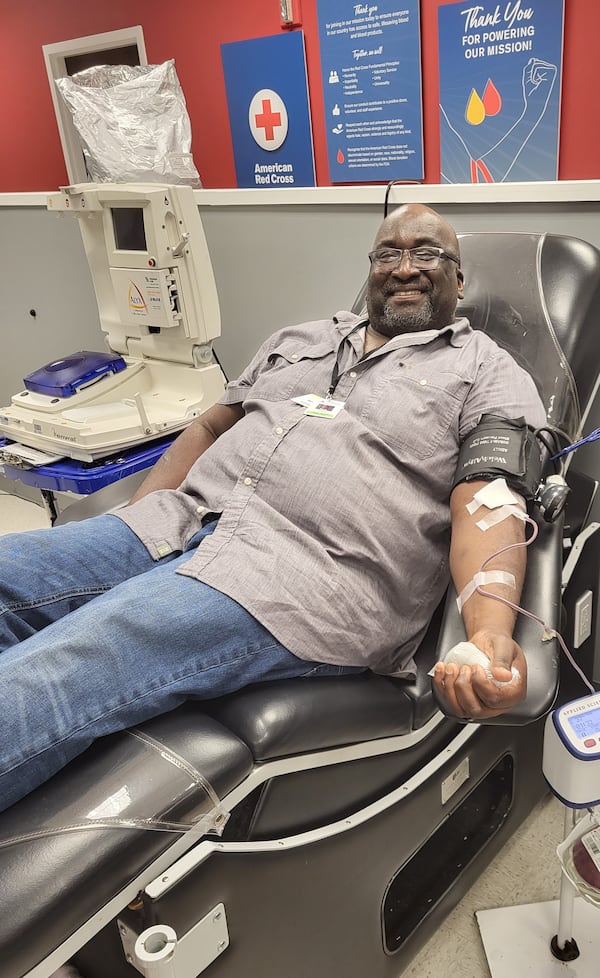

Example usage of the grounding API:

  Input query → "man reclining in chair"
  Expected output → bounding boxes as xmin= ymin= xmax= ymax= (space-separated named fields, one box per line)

xmin=0 ymin=204 xmax=545 ymax=813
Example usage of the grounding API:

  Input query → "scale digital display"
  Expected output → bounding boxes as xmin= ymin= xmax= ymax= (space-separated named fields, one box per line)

xmin=567 ymin=705 xmax=600 ymax=740
xmin=111 ymin=207 xmax=147 ymax=252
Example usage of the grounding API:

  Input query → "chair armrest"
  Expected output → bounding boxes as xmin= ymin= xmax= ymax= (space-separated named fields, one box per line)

xmin=432 ymin=515 xmax=563 ymax=725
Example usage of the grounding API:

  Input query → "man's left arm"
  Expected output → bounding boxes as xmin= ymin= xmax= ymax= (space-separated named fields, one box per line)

xmin=433 ymin=479 xmax=528 ymax=719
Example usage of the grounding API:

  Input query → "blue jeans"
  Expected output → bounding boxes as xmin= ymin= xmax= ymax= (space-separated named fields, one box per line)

xmin=0 ymin=515 xmax=360 ymax=812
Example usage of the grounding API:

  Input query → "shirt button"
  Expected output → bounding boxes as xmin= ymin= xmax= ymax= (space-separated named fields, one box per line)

xmin=275 ymin=426 xmax=284 ymax=435
xmin=243 ymin=477 xmax=253 ymax=486
xmin=196 ymin=505 xmax=205 ymax=514
xmin=419 ymin=378 xmax=427 ymax=386
xmin=290 ymin=353 xmax=299 ymax=361
xmin=349 ymin=371 xmax=357 ymax=378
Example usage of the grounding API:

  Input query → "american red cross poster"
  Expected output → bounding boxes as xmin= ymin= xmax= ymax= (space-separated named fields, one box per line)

xmin=438 ymin=0 xmax=565 ymax=184
xmin=221 ymin=32 xmax=316 ymax=189
xmin=316 ymin=0 xmax=424 ymax=183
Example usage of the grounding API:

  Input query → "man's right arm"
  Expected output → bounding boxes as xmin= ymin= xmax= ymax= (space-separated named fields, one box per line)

xmin=129 ymin=402 xmax=244 ymax=503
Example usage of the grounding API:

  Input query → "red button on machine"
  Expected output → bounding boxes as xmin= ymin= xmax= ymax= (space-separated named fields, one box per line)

xmin=584 ymin=738 xmax=596 ymax=747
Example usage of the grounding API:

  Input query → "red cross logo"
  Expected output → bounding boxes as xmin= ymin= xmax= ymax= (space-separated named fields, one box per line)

xmin=255 ymin=99 xmax=282 ymax=142
xmin=249 ymin=89 xmax=288 ymax=151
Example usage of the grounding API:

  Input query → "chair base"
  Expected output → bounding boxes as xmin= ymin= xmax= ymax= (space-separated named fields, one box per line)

xmin=70 ymin=719 xmax=548 ymax=978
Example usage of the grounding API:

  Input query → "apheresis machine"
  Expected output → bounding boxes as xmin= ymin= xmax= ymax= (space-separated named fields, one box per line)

xmin=0 ymin=183 xmax=225 ymax=505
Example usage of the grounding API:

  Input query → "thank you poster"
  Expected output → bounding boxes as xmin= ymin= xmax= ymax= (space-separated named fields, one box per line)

xmin=317 ymin=1 xmax=424 ymax=183
xmin=221 ymin=32 xmax=315 ymax=188
xmin=438 ymin=0 xmax=565 ymax=183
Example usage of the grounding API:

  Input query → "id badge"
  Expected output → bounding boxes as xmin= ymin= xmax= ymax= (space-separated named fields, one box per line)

xmin=292 ymin=393 xmax=345 ymax=418
xmin=306 ymin=398 xmax=345 ymax=418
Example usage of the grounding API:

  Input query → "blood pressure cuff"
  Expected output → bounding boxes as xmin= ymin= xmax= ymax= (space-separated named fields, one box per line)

xmin=453 ymin=414 xmax=541 ymax=501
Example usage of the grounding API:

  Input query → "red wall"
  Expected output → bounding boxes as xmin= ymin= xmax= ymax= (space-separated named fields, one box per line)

xmin=1 ymin=0 xmax=597 ymax=192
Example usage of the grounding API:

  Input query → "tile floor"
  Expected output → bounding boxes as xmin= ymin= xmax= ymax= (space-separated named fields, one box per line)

xmin=0 ymin=490 xmax=573 ymax=977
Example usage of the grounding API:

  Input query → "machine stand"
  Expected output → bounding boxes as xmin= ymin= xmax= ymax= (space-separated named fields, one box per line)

xmin=550 ymin=934 xmax=579 ymax=960
xmin=477 ymin=898 xmax=598 ymax=978
xmin=549 ymin=808 xmax=581 ymax=960
xmin=479 ymin=708 xmax=600 ymax=977
xmin=550 ymin=818 xmax=581 ymax=960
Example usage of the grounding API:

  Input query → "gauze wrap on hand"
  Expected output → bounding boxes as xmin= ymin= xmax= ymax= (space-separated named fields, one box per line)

xmin=442 ymin=641 xmax=520 ymax=687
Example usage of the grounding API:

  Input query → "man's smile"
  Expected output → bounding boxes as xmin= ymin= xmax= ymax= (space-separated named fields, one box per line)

xmin=385 ymin=287 xmax=429 ymax=300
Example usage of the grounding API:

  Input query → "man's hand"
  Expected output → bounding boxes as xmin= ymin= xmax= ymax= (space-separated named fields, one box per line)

xmin=433 ymin=627 xmax=527 ymax=720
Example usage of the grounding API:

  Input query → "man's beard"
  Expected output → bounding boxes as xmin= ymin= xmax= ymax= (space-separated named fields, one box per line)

xmin=380 ymin=292 xmax=434 ymax=335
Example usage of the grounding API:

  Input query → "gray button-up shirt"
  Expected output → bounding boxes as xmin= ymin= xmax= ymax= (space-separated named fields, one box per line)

xmin=117 ymin=313 xmax=546 ymax=678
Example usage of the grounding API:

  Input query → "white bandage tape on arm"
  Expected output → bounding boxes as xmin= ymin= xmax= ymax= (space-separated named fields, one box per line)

xmin=456 ymin=570 xmax=516 ymax=613
xmin=465 ymin=477 xmax=524 ymax=515
xmin=476 ymin=504 xmax=527 ymax=531
xmin=465 ymin=479 xmax=527 ymax=531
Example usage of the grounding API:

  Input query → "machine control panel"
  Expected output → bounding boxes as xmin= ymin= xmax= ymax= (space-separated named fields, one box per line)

xmin=554 ymin=694 xmax=600 ymax=759
xmin=543 ymin=693 xmax=600 ymax=807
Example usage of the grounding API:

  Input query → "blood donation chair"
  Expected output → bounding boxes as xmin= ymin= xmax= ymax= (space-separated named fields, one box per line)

xmin=1 ymin=231 xmax=600 ymax=978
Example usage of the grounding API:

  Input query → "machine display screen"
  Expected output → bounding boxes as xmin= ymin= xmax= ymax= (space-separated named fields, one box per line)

xmin=112 ymin=207 xmax=147 ymax=251
xmin=567 ymin=705 xmax=600 ymax=739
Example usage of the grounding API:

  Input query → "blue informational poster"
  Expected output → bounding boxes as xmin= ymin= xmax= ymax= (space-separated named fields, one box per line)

xmin=221 ymin=32 xmax=315 ymax=189
xmin=438 ymin=0 xmax=565 ymax=183
xmin=316 ymin=1 xmax=424 ymax=183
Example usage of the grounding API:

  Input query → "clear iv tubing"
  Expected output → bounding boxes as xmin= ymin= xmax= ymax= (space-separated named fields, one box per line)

xmin=0 ymin=728 xmax=229 ymax=849
xmin=475 ymin=513 xmax=595 ymax=694
xmin=0 ymin=812 xmax=225 ymax=850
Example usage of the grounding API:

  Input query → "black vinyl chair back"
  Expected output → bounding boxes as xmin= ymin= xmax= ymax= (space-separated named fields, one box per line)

xmin=456 ymin=232 xmax=600 ymax=441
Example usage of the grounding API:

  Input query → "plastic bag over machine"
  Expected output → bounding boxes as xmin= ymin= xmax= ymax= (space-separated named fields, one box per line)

xmin=55 ymin=60 xmax=201 ymax=187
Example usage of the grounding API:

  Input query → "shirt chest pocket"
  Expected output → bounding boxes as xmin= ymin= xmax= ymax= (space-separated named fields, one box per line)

xmin=360 ymin=369 xmax=467 ymax=459
xmin=251 ymin=341 xmax=335 ymax=401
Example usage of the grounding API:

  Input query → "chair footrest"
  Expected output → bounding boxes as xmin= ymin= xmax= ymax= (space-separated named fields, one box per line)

xmin=0 ymin=708 xmax=252 ymax=978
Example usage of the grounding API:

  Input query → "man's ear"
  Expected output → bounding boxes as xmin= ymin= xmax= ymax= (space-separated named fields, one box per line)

xmin=457 ymin=268 xmax=465 ymax=300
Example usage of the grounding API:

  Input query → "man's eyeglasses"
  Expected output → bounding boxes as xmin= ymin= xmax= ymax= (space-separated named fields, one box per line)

xmin=368 ymin=247 xmax=460 ymax=271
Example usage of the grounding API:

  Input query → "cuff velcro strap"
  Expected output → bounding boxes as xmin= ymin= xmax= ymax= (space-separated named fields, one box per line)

xmin=454 ymin=415 xmax=541 ymax=500
xmin=456 ymin=570 xmax=516 ymax=613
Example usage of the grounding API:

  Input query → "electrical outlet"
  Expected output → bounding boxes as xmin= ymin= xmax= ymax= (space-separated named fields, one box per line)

xmin=574 ymin=590 xmax=593 ymax=649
